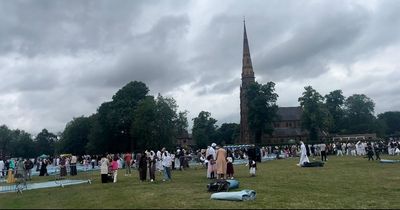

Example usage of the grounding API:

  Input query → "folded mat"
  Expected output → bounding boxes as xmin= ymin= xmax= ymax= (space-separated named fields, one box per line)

xmin=380 ymin=159 xmax=400 ymax=163
xmin=211 ymin=189 xmax=256 ymax=201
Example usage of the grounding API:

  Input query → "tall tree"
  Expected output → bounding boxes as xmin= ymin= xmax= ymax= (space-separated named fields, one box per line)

xmin=298 ymin=86 xmax=331 ymax=143
xmin=89 ymin=81 xmax=149 ymax=153
xmin=0 ymin=125 xmax=12 ymax=158
xmin=9 ymin=129 xmax=36 ymax=158
xmin=325 ymin=90 xmax=345 ymax=134
xmin=154 ymin=94 xmax=178 ymax=150
xmin=131 ymin=96 xmax=157 ymax=151
xmin=378 ymin=111 xmax=400 ymax=135
xmin=192 ymin=111 xmax=218 ymax=149
xmin=35 ymin=128 xmax=57 ymax=156
xmin=344 ymin=94 xmax=376 ymax=134
xmin=58 ymin=116 xmax=93 ymax=155
xmin=246 ymin=81 xmax=279 ymax=145
xmin=175 ymin=111 xmax=189 ymax=137
xmin=216 ymin=123 xmax=240 ymax=145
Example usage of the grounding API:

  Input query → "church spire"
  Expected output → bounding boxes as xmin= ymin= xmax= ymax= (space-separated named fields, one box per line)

xmin=239 ymin=20 xmax=255 ymax=145
xmin=242 ymin=19 xmax=255 ymax=82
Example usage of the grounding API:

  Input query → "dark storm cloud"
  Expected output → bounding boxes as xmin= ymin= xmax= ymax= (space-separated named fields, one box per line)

xmin=0 ymin=0 xmax=399 ymax=133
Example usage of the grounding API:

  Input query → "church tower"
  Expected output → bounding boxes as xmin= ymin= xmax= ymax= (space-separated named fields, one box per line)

xmin=239 ymin=20 xmax=255 ymax=144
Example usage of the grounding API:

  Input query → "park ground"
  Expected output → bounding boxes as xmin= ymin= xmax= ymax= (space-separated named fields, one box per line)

xmin=0 ymin=155 xmax=400 ymax=209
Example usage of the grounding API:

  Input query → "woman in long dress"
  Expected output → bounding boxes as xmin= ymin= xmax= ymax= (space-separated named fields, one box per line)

xmin=138 ymin=151 xmax=148 ymax=182
xmin=298 ymin=141 xmax=310 ymax=166
xmin=215 ymin=146 xmax=227 ymax=179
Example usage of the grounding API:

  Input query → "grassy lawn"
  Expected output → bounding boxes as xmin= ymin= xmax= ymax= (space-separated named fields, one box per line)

xmin=1 ymin=155 xmax=400 ymax=209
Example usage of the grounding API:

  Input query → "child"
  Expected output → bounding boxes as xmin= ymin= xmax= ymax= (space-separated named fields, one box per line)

xmin=246 ymin=159 xmax=256 ymax=177
xmin=111 ymin=156 xmax=118 ymax=183
xmin=206 ymin=155 xmax=215 ymax=179
xmin=226 ymin=157 xmax=234 ymax=179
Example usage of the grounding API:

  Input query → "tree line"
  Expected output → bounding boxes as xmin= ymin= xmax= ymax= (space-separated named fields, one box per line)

xmin=1 ymin=80 xmax=400 ymax=158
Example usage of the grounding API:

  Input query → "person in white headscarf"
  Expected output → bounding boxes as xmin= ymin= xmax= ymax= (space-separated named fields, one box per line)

xmin=298 ymin=141 xmax=310 ymax=166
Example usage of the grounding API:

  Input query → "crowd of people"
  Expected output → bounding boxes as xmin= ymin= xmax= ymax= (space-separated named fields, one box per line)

xmin=1 ymin=139 xmax=400 ymax=185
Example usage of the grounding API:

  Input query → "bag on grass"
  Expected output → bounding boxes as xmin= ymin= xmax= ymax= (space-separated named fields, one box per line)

xmin=207 ymin=180 xmax=230 ymax=192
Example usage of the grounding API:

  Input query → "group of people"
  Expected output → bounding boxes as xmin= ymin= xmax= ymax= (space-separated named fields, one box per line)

xmin=203 ymin=143 xmax=257 ymax=179
xmin=0 ymin=158 xmax=34 ymax=185
xmin=99 ymin=148 xmax=174 ymax=184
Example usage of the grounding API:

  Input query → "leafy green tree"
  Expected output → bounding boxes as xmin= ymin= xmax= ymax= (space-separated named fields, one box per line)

xmin=175 ymin=111 xmax=189 ymax=137
xmin=9 ymin=130 xmax=36 ymax=158
xmin=378 ymin=111 xmax=400 ymax=135
xmin=58 ymin=116 xmax=93 ymax=155
xmin=89 ymin=81 xmax=149 ymax=153
xmin=344 ymin=94 xmax=376 ymax=134
xmin=35 ymin=128 xmax=57 ymax=156
xmin=154 ymin=94 xmax=178 ymax=150
xmin=298 ymin=86 xmax=331 ymax=143
xmin=0 ymin=125 xmax=12 ymax=158
xmin=131 ymin=96 xmax=157 ymax=150
xmin=246 ymin=81 xmax=279 ymax=145
xmin=325 ymin=90 xmax=345 ymax=134
xmin=86 ymin=114 xmax=108 ymax=155
xmin=216 ymin=123 xmax=240 ymax=145
xmin=192 ymin=111 xmax=218 ymax=149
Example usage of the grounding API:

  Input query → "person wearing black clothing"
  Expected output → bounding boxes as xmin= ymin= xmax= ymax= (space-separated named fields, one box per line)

xmin=138 ymin=152 xmax=148 ymax=182
xmin=366 ymin=144 xmax=374 ymax=161
xmin=374 ymin=144 xmax=381 ymax=160
xmin=39 ymin=159 xmax=48 ymax=176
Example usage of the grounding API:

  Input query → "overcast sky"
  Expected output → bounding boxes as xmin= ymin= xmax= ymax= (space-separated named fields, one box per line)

xmin=1 ymin=0 xmax=400 ymax=135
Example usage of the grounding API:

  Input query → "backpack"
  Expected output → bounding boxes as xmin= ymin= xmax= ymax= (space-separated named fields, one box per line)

xmin=207 ymin=180 xmax=230 ymax=192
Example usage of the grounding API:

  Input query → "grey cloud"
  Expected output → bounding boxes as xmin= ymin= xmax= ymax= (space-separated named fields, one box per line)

xmin=255 ymin=3 xmax=370 ymax=81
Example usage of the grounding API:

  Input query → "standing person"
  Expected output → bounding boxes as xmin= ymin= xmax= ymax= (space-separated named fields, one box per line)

xmin=15 ymin=159 xmax=26 ymax=185
xmin=374 ymin=143 xmax=381 ymax=160
xmin=226 ymin=157 xmax=234 ymax=180
xmin=70 ymin=155 xmax=77 ymax=176
xmin=7 ymin=159 xmax=16 ymax=183
xmin=170 ymin=152 xmax=175 ymax=170
xmin=124 ymin=152 xmax=132 ymax=176
xmin=320 ymin=143 xmax=327 ymax=162
xmin=138 ymin=151 xmax=148 ymax=182
xmin=148 ymin=151 xmax=156 ymax=182
xmin=366 ymin=144 xmax=374 ymax=161
xmin=162 ymin=151 xmax=172 ymax=181
xmin=100 ymin=154 xmax=110 ymax=183
xmin=336 ymin=143 xmax=343 ymax=156
xmin=23 ymin=158 xmax=34 ymax=181
xmin=246 ymin=159 xmax=257 ymax=177
xmin=215 ymin=145 xmax=227 ymax=180
xmin=59 ymin=157 xmax=67 ymax=178
xmin=207 ymin=154 xmax=215 ymax=179
xmin=0 ymin=159 xmax=4 ymax=178
xmin=298 ymin=141 xmax=310 ymax=166
xmin=111 ymin=155 xmax=118 ymax=183
xmin=39 ymin=158 xmax=48 ymax=176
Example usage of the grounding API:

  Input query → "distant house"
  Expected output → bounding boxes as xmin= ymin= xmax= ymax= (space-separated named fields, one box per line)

xmin=261 ymin=106 xmax=309 ymax=145
xmin=175 ymin=132 xmax=194 ymax=149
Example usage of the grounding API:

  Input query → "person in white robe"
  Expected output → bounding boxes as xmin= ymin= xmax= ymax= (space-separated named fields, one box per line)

xmin=298 ymin=141 xmax=310 ymax=166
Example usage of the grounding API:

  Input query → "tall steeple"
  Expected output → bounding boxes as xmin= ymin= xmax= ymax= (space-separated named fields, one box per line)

xmin=242 ymin=19 xmax=255 ymax=83
xmin=239 ymin=19 xmax=255 ymax=145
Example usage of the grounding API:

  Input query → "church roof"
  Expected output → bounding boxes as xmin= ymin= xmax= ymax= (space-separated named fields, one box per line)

xmin=277 ymin=106 xmax=302 ymax=121
xmin=272 ymin=127 xmax=307 ymax=137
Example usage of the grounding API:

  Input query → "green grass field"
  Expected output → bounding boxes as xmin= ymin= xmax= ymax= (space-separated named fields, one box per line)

xmin=1 ymin=155 xmax=400 ymax=209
